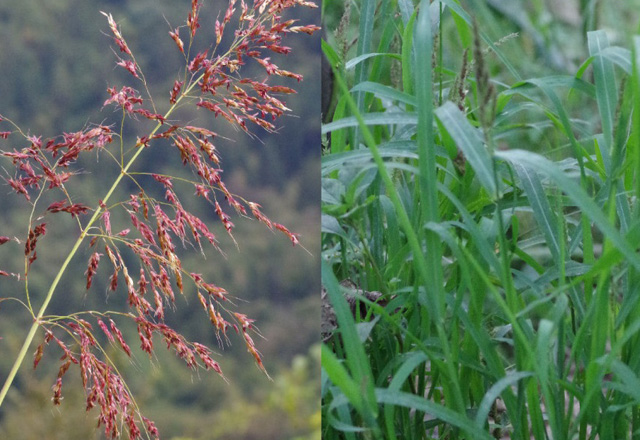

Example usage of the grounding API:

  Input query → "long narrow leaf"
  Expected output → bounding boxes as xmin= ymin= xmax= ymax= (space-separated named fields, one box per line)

xmin=588 ymin=30 xmax=617 ymax=160
xmin=497 ymin=149 xmax=640 ymax=270
xmin=346 ymin=52 xmax=402 ymax=71
xmin=474 ymin=371 xmax=533 ymax=428
xmin=351 ymin=81 xmax=417 ymax=107
xmin=374 ymin=388 xmax=494 ymax=440
xmin=322 ymin=261 xmax=379 ymax=425
xmin=513 ymin=163 xmax=562 ymax=263
xmin=436 ymin=102 xmax=497 ymax=196
xmin=322 ymin=112 xmax=418 ymax=134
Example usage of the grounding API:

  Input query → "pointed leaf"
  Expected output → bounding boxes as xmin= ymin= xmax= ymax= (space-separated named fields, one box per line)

xmin=436 ymin=102 xmax=497 ymax=196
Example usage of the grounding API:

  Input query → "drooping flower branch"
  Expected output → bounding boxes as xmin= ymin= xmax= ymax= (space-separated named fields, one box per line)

xmin=0 ymin=0 xmax=318 ymax=438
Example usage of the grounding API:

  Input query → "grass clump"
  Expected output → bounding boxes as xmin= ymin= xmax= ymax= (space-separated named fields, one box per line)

xmin=321 ymin=0 xmax=640 ymax=438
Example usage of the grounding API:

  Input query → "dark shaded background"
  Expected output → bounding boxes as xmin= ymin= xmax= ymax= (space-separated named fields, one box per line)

xmin=0 ymin=0 xmax=320 ymax=438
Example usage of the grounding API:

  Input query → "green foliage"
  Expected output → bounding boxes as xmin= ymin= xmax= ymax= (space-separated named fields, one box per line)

xmin=0 ymin=0 xmax=320 ymax=438
xmin=322 ymin=0 xmax=640 ymax=438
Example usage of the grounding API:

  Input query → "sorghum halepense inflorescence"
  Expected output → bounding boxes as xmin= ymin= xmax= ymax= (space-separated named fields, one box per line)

xmin=0 ymin=0 xmax=319 ymax=438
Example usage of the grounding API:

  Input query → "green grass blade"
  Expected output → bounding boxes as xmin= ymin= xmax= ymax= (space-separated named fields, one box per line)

xmin=321 ymin=141 xmax=418 ymax=175
xmin=609 ymin=359 xmax=640 ymax=402
xmin=383 ymin=352 xmax=429 ymax=440
xmin=374 ymin=388 xmax=494 ymax=440
xmin=437 ymin=183 xmax=501 ymax=274
xmin=436 ymin=102 xmax=497 ymax=196
xmin=351 ymin=81 xmax=417 ymax=107
xmin=353 ymin=0 xmax=376 ymax=148
xmin=415 ymin=0 xmax=465 ymax=414
xmin=497 ymin=149 xmax=640 ymax=270
xmin=588 ymin=30 xmax=618 ymax=163
xmin=634 ymin=37 xmax=640 ymax=217
xmin=322 ymin=112 xmax=418 ymax=134
xmin=322 ymin=260 xmax=379 ymax=426
xmin=513 ymin=163 xmax=562 ymax=263
xmin=401 ymin=10 xmax=417 ymax=103
xmin=322 ymin=346 xmax=369 ymax=424
xmin=474 ymin=371 xmax=533 ymax=428
xmin=346 ymin=53 xmax=402 ymax=71
xmin=415 ymin=0 xmax=442 ymax=312
xmin=598 ymin=46 xmax=632 ymax=74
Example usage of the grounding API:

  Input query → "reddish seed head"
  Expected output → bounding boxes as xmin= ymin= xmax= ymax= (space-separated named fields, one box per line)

xmin=169 ymin=28 xmax=184 ymax=53
xmin=117 ymin=59 xmax=139 ymax=78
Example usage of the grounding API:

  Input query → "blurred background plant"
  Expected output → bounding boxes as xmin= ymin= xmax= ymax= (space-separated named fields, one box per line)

xmin=322 ymin=0 xmax=640 ymax=438
xmin=0 ymin=0 xmax=320 ymax=439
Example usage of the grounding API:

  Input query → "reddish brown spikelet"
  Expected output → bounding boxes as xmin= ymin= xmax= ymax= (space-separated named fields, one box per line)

xmin=169 ymin=28 xmax=184 ymax=53
xmin=0 ymin=236 xmax=10 ymax=245
xmin=104 ymin=86 xmax=143 ymax=112
xmin=8 ymin=177 xmax=31 ymax=201
xmin=201 ymin=282 xmax=227 ymax=300
xmin=187 ymin=0 xmax=201 ymax=38
xmin=97 ymin=318 xmax=114 ymax=343
xmin=85 ymin=252 xmax=102 ymax=290
xmin=197 ymin=139 xmax=220 ymax=164
xmin=101 ymin=11 xmax=132 ymax=55
xmin=153 ymin=289 xmax=164 ymax=319
xmin=215 ymin=201 xmax=234 ymax=234
xmin=133 ymin=108 xmax=166 ymax=124
xmin=25 ymin=223 xmax=46 ymax=264
xmin=101 ymin=208 xmax=112 ymax=235
xmin=274 ymin=222 xmax=299 ymax=245
xmin=138 ymin=268 xmax=148 ymax=296
xmin=188 ymin=50 xmax=208 ymax=72
xmin=52 ymin=377 xmax=63 ymax=405
xmin=110 ymin=319 xmax=132 ymax=357
xmin=33 ymin=343 xmax=44 ymax=369
xmin=256 ymin=57 xmax=278 ymax=75
xmin=215 ymin=20 xmax=224 ymax=45
xmin=47 ymin=201 xmax=90 ymax=218
xmin=127 ymin=413 xmax=141 ymax=440
xmin=208 ymin=303 xmax=228 ymax=334
xmin=248 ymin=202 xmax=273 ymax=229
xmin=185 ymin=125 xmax=217 ymax=138
xmin=0 ymin=131 xmax=11 ymax=139
xmin=136 ymin=320 xmax=154 ymax=355
xmin=143 ymin=417 xmax=159 ymax=438
xmin=152 ymin=174 xmax=173 ymax=188
xmin=290 ymin=24 xmax=321 ymax=35
xmin=276 ymin=68 xmax=303 ymax=81
xmin=193 ymin=342 xmax=224 ymax=376
xmin=223 ymin=0 xmax=237 ymax=23
xmin=117 ymin=59 xmax=139 ymax=78
xmin=194 ymin=183 xmax=211 ymax=200
xmin=170 ymin=80 xmax=183 ymax=104
xmin=233 ymin=313 xmax=268 ymax=374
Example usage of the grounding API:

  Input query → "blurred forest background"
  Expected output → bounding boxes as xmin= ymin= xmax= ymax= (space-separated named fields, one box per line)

xmin=0 ymin=0 xmax=320 ymax=439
